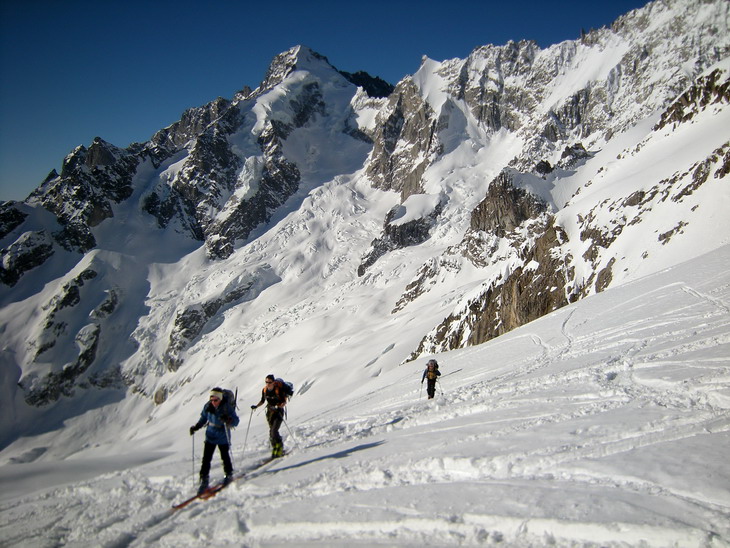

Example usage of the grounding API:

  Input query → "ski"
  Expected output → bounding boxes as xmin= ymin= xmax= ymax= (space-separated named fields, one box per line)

xmin=171 ymin=453 xmax=287 ymax=510
xmin=172 ymin=488 xmax=212 ymax=510
xmin=196 ymin=474 xmax=241 ymax=501
xmin=172 ymin=473 xmax=244 ymax=510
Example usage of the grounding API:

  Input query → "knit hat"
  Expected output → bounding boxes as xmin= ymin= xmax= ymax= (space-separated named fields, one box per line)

xmin=209 ymin=389 xmax=224 ymax=400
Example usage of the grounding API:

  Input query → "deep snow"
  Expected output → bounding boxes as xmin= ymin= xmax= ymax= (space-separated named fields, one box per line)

xmin=1 ymin=6 xmax=729 ymax=546
xmin=1 ymin=244 xmax=728 ymax=547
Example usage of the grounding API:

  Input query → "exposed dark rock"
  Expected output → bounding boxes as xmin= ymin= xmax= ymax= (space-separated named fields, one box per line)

xmin=408 ymin=219 xmax=573 ymax=358
xmin=33 ymin=269 xmax=98 ymax=359
xmin=203 ymin=120 xmax=301 ymax=260
xmin=654 ymin=68 xmax=730 ymax=131
xmin=358 ymin=199 xmax=444 ymax=276
xmin=392 ymin=256 xmax=461 ymax=313
xmin=290 ymin=82 xmax=326 ymax=127
xmin=454 ymin=40 xmax=538 ymax=132
xmin=165 ymin=272 xmax=275 ymax=370
xmin=558 ymin=143 xmax=591 ymax=169
xmin=595 ymin=257 xmax=615 ymax=292
xmin=340 ymin=70 xmax=395 ymax=98
xmin=366 ymin=78 xmax=440 ymax=201
xmin=672 ymin=151 xmax=716 ymax=202
xmin=658 ymin=221 xmax=688 ymax=244
xmin=257 ymin=46 xmax=330 ymax=94
xmin=143 ymin=63 xmax=321 ymax=260
xmin=166 ymin=305 xmax=209 ymax=372
xmin=23 ymin=323 xmax=101 ymax=406
xmin=471 ymin=170 xmax=548 ymax=237
xmin=0 ymin=230 xmax=54 ymax=286
xmin=23 ymin=137 xmax=140 ymax=254
xmin=148 ymin=97 xmax=232 ymax=163
xmin=154 ymin=387 xmax=168 ymax=405
xmin=623 ymin=190 xmax=646 ymax=207
xmin=86 ymin=138 xmax=117 ymax=167
xmin=92 ymin=288 xmax=119 ymax=319
xmin=5 ymin=3 xmax=729 ymax=414
xmin=535 ymin=160 xmax=553 ymax=176
xmin=0 ymin=202 xmax=28 ymax=239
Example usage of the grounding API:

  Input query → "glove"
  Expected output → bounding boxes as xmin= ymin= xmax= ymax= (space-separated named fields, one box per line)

xmin=189 ymin=425 xmax=198 ymax=435
xmin=222 ymin=415 xmax=232 ymax=425
xmin=250 ymin=405 xmax=257 ymax=410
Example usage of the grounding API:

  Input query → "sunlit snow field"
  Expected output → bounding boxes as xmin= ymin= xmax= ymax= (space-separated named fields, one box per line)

xmin=1 ymin=245 xmax=728 ymax=547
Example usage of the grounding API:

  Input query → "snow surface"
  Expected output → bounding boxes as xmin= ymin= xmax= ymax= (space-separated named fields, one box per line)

xmin=1 ymin=7 xmax=730 ymax=546
xmin=1 ymin=245 xmax=728 ymax=547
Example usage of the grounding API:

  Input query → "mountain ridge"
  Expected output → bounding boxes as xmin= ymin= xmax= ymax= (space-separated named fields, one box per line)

xmin=0 ymin=0 xmax=728 ymax=460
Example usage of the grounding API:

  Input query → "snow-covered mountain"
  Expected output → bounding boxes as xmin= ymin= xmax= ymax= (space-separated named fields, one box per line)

xmin=1 ymin=236 xmax=728 ymax=546
xmin=0 ymin=0 xmax=728 ymax=526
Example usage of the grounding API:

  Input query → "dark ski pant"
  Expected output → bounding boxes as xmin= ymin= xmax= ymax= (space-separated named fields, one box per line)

xmin=426 ymin=379 xmax=437 ymax=399
xmin=200 ymin=441 xmax=233 ymax=480
xmin=266 ymin=406 xmax=284 ymax=449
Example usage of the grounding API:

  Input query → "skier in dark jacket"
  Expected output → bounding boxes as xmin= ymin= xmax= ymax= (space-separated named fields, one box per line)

xmin=251 ymin=374 xmax=289 ymax=458
xmin=190 ymin=387 xmax=240 ymax=493
xmin=421 ymin=359 xmax=441 ymax=399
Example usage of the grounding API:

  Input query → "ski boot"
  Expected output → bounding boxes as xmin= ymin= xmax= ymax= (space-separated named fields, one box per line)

xmin=197 ymin=476 xmax=210 ymax=495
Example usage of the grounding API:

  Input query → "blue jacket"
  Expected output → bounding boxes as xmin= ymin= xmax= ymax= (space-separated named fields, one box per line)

xmin=194 ymin=401 xmax=240 ymax=445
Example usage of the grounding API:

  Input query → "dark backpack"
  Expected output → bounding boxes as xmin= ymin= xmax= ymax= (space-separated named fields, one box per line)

xmin=211 ymin=386 xmax=237 ymax=412
xmin=275 ymin=378 xmax=294 ymax=398
xmin=221 ymin=387 xmax=237 ymax=409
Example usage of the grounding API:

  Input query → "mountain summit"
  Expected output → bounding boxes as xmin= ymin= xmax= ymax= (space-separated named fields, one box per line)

xmin=1 ymin=0 xmax=729 ymax=459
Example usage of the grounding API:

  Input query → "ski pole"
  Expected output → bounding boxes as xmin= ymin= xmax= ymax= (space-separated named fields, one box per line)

xmin=241 ymin=408 xmax=254 ymax=459
xmin=191 ymin=431 xmax=196 ymax=487
xmin=225 ymin=424 xmax=235 ymax=471
xmin=282 ymin=417 xmax=299 ymax=450
xmin=420 ymin=382 xmax=424 ymax=399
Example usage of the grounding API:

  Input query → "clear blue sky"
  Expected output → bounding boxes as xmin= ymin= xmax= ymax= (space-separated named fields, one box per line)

xmin=0 ymin=0 xmax=649 ymax=202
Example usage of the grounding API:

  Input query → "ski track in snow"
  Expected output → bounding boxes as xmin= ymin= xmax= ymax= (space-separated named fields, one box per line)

xmin=1 ymin=251 xmax=729 ymax=547
xmin=2 ymin=13 xmax=730 ymax=547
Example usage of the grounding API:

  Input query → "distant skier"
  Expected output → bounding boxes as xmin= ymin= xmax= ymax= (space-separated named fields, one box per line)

xmin=190 ymin=387 xmax=240 ymax=494
xmin=251 ymin=374 xmax=292 ymax=458
xmin=421 ymin=359 xmax=441 ymax=399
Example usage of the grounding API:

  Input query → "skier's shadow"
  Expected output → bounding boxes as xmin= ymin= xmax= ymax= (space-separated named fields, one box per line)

xmin=274 ymin=441 xmax=385 ymax=472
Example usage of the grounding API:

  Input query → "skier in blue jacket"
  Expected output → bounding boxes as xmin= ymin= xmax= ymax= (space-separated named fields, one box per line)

xmin=190 ymin=387 xmax=240 ymax=493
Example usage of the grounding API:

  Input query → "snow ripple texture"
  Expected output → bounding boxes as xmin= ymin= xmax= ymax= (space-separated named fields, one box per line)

xmin=1 ymin=246 xmax=728 ymax=547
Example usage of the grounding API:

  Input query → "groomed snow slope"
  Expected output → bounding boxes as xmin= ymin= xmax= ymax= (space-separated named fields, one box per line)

xmin=1 ymin=244 xmax=728 ymax=547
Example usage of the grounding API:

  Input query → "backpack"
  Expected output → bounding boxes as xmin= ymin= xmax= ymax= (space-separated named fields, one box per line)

xmin=275 ymin=378 xmax=294 ymax=398
xmin=211 ymin=386 xmax=237 ymax=411
xmin=425 ymin=360 xmax=440 ymax=380
xmin=221 ymin=387 xmax=237 ymax=409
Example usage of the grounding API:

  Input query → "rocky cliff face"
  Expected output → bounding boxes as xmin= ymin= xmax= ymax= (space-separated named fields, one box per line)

xmin=365 ymin=77 xmax=442 ymax=201
xmin=1 ymin=0 xmax=729 ymax=415
xmin=369 ymin=0 xmax=730 ymax=357
xmin=407 ymin=62 xmax=730 ymax=357
xmin=1 ymin=44 xmax=388 ymax=405
xmin=29 ymin=138 xmax=139 ymax=253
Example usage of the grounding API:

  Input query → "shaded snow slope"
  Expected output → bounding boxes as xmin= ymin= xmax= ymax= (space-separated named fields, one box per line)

xmin=1 ymin=244 xmax=728 ymax=547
